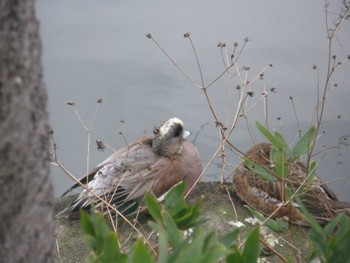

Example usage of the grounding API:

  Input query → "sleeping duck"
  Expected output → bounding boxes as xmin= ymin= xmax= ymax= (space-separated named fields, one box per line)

xmin=56 ymin=117 xmax=202 ymax=219
xmin=232 ymin=143 xmax=350 ymax=225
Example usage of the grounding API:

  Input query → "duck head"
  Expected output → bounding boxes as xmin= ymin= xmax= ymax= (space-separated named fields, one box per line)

xmin=152 ymin=117 xmax=187 ymax=157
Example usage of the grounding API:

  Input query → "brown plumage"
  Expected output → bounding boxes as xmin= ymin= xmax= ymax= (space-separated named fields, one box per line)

xmin=232 ymin=143 xmax=350 ymax=225
xmin=56 ymin=117 xmax=202 ymax=219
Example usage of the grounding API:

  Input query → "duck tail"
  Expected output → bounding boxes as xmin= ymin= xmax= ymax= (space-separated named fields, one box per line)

xmin=56 ymin=198 xmax=89 ymax=219
xmin=327 ymin=200 xmax=350 ymax=217
xmin=55 ymin=206 xmax=77 ymax=219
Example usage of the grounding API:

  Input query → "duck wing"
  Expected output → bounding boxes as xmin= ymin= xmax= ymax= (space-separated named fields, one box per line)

xmin=60 ymin=136 xmax=153 ymax=197
xmin=57 ymin=137 xmax=159 ymax=218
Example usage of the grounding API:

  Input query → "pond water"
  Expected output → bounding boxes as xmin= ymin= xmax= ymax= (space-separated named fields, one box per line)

xmin=36 ymin=0 xmax=350 ymax=201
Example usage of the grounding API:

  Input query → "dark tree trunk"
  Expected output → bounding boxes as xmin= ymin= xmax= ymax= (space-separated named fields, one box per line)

xmin=0 ymin=0 xmax=55 ymax=262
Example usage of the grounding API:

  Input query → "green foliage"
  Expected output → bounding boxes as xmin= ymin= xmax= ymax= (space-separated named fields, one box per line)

xmin=146 ymin=181 xmax=261 ymax=263
xmin=81 ymin=182 xmax=262 ymax=263
xmin=243 ymin=159 xmax=277 ymax=182
xmin=255 ymin=121 xmax=316 ymax=161
xmin=292 ymin=125 xmax=316 ymax=158
xmin=80 ymin=168 xmax=350 ymax=263
xmin=254 ymin=122 xmax=350 ymax=262
xmin=252 ymin=121 xmax=319 ymax=198
xmin=296 ymin=198 xmax=350 ymax=263
xmin=81 ymin=209 xmax=127 ymax=263
xmin=245 ymin=205 xmax=288 ymax=233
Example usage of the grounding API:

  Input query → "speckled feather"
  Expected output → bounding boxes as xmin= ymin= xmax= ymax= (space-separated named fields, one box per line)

xmin=232 ymin=143 xmax=350 ymax=225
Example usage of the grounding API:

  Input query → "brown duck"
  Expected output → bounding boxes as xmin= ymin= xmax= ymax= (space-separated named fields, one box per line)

xmin=56 ymin=117 xmax=202 ymax=219
xmin=232 ymin=143 xmax=350 ymax=225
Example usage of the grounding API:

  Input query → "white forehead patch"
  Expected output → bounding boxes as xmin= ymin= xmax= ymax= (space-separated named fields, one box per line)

xmin=160 ymin=117 xmax=183 ymax=136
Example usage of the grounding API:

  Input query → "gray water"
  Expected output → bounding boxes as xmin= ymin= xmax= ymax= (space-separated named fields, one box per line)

xmin=36 ymin=0 xmax=350 ymax=201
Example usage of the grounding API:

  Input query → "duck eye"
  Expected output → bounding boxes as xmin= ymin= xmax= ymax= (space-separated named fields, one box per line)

xmin=173 ymin=124 xmax=183 ymax=137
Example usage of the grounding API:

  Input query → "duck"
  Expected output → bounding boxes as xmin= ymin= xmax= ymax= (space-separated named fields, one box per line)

xmin=232 ymin=143 xmax=350 ymax=225
xmin=56 ymin=117 xmax=202 ymax=219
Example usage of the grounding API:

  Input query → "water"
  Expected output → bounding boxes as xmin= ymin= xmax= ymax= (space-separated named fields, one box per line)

xmin=36 ymin=0 xmax=350 ymax=201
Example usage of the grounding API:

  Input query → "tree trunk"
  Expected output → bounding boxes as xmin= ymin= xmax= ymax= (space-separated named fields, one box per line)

xmin=0 ymin=0 xmax=55 ymax=262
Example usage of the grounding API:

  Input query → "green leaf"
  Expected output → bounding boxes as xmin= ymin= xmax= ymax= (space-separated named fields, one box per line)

xmin=219 ymin=228 xmax=240 ymax=248
xmin=292 ymin=125 xmax=316 ymax=159
xmin=81 ymin=209 xmax=95 ymax=237
xmin=81 ymin=209 xmax=111 ymax=254
xmin=296 ymin=196 xmax=322 ymax=233
xmin=274 ymin=131 xmax=292 ymax=158
xmin=145 ymin=193 xmax=163 ymax=224
xmin=245 ymin=205 xmax=288 ymax=233
xmin=243 ymin=159 xmax=277 ymax=182
xmin=226 ymin=252 xmax=242 ymax=263
xmin=170 ymin=229 xmax=228 ymax=263
xmin=173 ymin=202 xmax=204 ymax=229
xmin=101 ymin=234 xmax=125 ymax=263
xmin=157 ymin=226 xmax=169 ymax=263
xmin=305 ymin=160 xmax=317 ymax=187
xmin=328 ymin=215 xmax=350 ymax=262
xmin=256 ymin=121 xmax=283 ymax=149
xmin=272 ymin=148 xmax=289 ymax=179
xmin=163 ymin=212 xmax=184 ymax=247
xmin=163 ymin=181 xmax=187 ymax=213
xmin=127 ymin=238 xmax=154 ymax=263
xmin=284 ymin=186 xmax=294 ymax=202
xmin=241 ymin=226 xmax=260 ymax=263
xmin=323 ymin=216 xmax=338 ymax=237
xmin=296 ymin=196 xmax=326 ymax=254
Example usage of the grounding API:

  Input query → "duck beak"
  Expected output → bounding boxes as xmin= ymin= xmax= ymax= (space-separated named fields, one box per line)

xmin=183 ymin=130 xmax=191 ymax=139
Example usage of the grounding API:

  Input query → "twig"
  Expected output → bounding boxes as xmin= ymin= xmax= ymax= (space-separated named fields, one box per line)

xmin=146 ymin=33 xmax=202 ymax=89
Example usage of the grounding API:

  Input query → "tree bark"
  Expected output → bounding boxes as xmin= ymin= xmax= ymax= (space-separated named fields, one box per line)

xmin=0 ymin=0 xmax=55 ymax=262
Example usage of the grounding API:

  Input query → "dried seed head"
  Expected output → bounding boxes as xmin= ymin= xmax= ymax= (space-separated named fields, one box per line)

xmin=247 ymin=91 xmax=254 ymax=97
xmin=153 ymin=127 xmax=160 ymax=135
xmin=313 ymin=64 xmax=317 ymax=70
xmin=337 ymin=115 xmax=341 ymax=119
xmin=146 ymin=33 xmax=152 ymax=39
xmin=332 ymin=55 xmax=336 ymax=60
xmin=183 ymin=32 xmax=190 ymax=38
xmin=234 ymin=42 xmax=238 ymax=47
xmin=97 ymin=98 xmax=103 ymax=103
xmin=269 ymin=64 xmax=273 ymax=67
xmin=334 ymin=83 xmax=338 ymax=87
xmin=66 ymin=101 xmax=75 ymax=106
xmin=270 ymin=87 xmax=276 ymax=93
xmin=120 ymin=119 xmax=125 ymax=123
xmin=277 ymin=117 xmax=281 ymax=120
xmin=243 ymin=66 xmax=250 ymax=71
xmin=289 ymin=96 xmax=293 ymax=100
xmin=236 ymin=85 xmax=241 ymax=90
xmin=49 ymin=128 xmax=54 ymax=134
xmin=96 ymin=140 xmax=106 ymax=151
xmin=347 ymin=54 xmax=350 ymax=60
xmin=262 ymin=91 xmax=268 ymax=96
xmin=244 ymin=37 xmax=250 ymax=43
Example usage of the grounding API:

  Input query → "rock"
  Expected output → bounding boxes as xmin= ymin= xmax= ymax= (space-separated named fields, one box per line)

xmin=54 ymin=182 xmax=311 ymax=262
